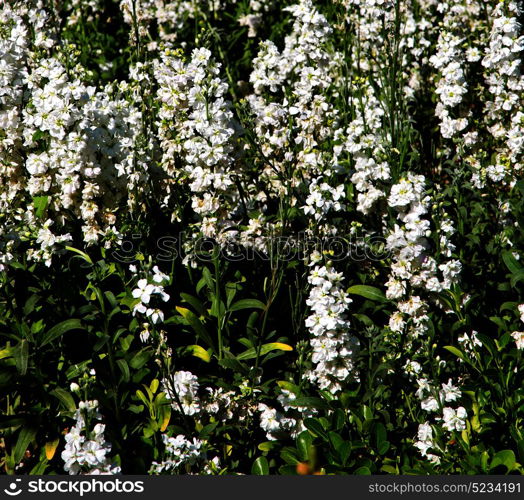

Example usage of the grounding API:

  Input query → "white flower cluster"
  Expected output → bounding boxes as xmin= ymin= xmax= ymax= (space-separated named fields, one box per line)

xmin=438 ymin=217 xmax=457 ymax=258
xmin=257 ymin=389 xmax=315 ymax=440
xmin=0 ymin=1 xmax=153 ymax=270
xmin=62 ymin=400 xmax=120 ymax=475
xmin=348 ymin=130 xmax=391 ymax=214
xmin=162 ymin=370 xmax=255 ymax=424
xmin=343 ymin=0 xmax=395 ymax=70
xmin=25 ymin=61 xmax=145 ymax=235
xmin=0 ymin=1 xmax=28 ymax=164
xmin=302 ymin=180 xmax=345 ymax=221
xmin=430 ymin=19 xmax=469 ymax=138
xmin=249 ymin=0 xmax=341 ymax=213
xmin=0 ymin=2 xmax=31 ymax=270
xmin=258 ymin=402 xmax=296 ymax=440
xmin=238 ymin=0 xmax=275 ymax=38
xmin=341 ymin=86 xmax=390 ymax=215
xmin=304 ymin=261 xmax=359 ymax=392
xmin=458 ymin=330 xmax=483 ymax=355
xmin=386 ymin=174 xmax=434 ymax=307
xmin=386 ymin=174 xmax=462 ymax=341
xmin=481 ymin=0 xmax=524 ymax=186
xmin=415 ymin=378 xmax=467 ymax=465
xmin=162 ymin=370 xmax=201 ymax=416
xmin=120 ymin=0 xmax=198 ymax=47
xmin=342 ymin=1 xmax=395 ymax=215
xmin=510 ymin=304 xmax=524 ymax=350
xmin=131 ymin=265 xmax=170 ymax=326
xmin=149 ymin=434 xmax=205 ymax=474
xmin=512 ymin=331 xmax=524 ymax=350
xmin=155 ymin=47 xmax=240 ymax=241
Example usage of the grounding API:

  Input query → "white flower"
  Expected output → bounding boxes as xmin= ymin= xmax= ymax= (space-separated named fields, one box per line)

xmin=388 ymin=178 xmax=417 ymax=207
xmin=440 ymin=380 xmax=461 ymax=402
xmin=417 ymin=422 xmax=433 ymax=442
xmin=132 ymin=279 xmax=156 ymax=304
xmin=427 ymin=454 xmax=441 ymax=465
xmin=421 ymin=397 xmax=439 ymax=412
xmin=441 ymin=406 xmax=467 ymax=432
xmin=416 ymin=378 xmax=431 ymax=399
xmin=511 ymin=331 xmax=524 ymax=349
xmin=304 ymin=262 xmax=358 ymax=391
xmin=163 ymin=371 xmax=201 ymax=416
xmin=258 ymin=403 xmax=282 ymax=434
xmin=404 ymin=360 xmax=422 ymax=376
xmin=61 ymin=400 xmax=116 ymax=475
xmin=152 ymin=266 xmax=169 ymax=284
xmin=458 ymin=331 xmax=482 ymax=351
xmin=518 ymin=304 xmax=524 ymax=323
xmin=150 ymin=434 xmax=205 ymax=474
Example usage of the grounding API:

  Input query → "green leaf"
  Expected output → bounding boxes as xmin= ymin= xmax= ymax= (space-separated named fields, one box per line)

xmin=14 ymin=340 xmax=29 ymax=375
xmin=378 ymin=441 xmax=390 ymax=455
xmin=13 ymin=427 xmax=37 ymax=465
xmin=354 ymin=466 xmax=372 ymax=475
xmin=500 ymin=301 xmax=518 ymax=313
xmin=229 ymin=298 xmax=266 ymax=312
xmin=443 ymin=345 xmax=468 ymax=363
xmin=176 ymin=307 xmax=215 ymax=351
xmin=332 ymin=408 xmax=346 ymax=430
xmin=23 ymin=295 xmax=39 ymax=316
xmin=201 ymin=267 xmax=215 ymax=291
xmin=180 ymin=293 xmax=205 ymax=317
xmin=515 ymin=179 xmax=524 ymax=196
xmin=236 ymin=342 xmax=293 ymax=360
xmin=381 ymin=465 xmax=397 ymax=474
xmin=517 ymin=440 xmax=524 ymax=464
xmin=258 ymin=442 xmax=278 ymax=452
xmin=246 ymin=311 xmax=259 ymax=333
xmin=502 ymin=251 xmax=522 ymax=274
xmin=347 ymin=285 xmax=387 ymax=302
xmin=251 ymin=456 xmax=269 ymax=475
xmin=362 ymin=405 xmax=374 ymax=421
xmin=129 ymin=348 xmax=151 ymax=370
xmin=328 ymin=431 xmax=344 ymax=452
xmin=490 ymin=450 xmax=516 ymax=472
xmin=374 ymin=423 xmax=387 ymax=447
xmin=352 ymin=313 xmax=374 ymax=326
xmin=510 ymin=271 xmax=524 ymax=287
xmin=276 ymin=381 xmax=300 ymax=394
xmin=210 ymin=297 xmax=226 ymax=320
xmin=0 ymin=347 xmax=13 ymax=361
xmin=65 ymin=246 xmax=93 ymax=265
xmin=0 ymin=416 xmax=26 ymax=429
xmin=287 ymin=397 xmax=330 ymax=411
xmin=296 ymin=431 xmax=313 ymax=461
xmin=338 ymin=441 xmax=351 ymax=466
xmin=33 ymin=195 xmax=48 ymax=219
xmin=303 ymin=418 xmax=328 ymax=441
xmin=185 ymin=345 xmax=211 ymax=363
xmin=280 ymin=448 xmax=300 ymax=465
xmin=117 ymin=359 xmax=130 ymax=382
xmin=225 ymin=282 xmax=238 ymax=308
xmin=119 ymin=334 xmax=133 ymax=352
xmin=135 ymin=390 xmax=149 ymax=407
xmin=218 ymin=356 xmax=249 ymax=375
xmin=41 ymin=319 xmax=83 ymax=347
xmin=50 ymin=388 xmax=76 ymax=412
